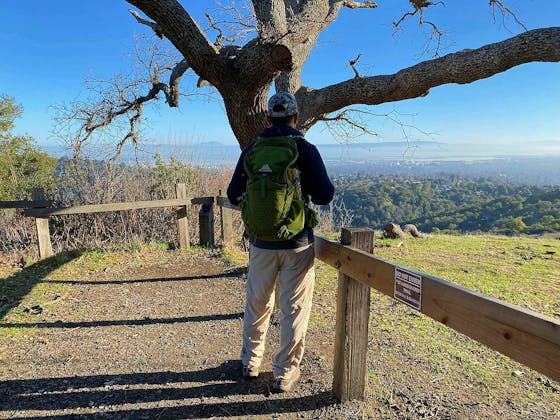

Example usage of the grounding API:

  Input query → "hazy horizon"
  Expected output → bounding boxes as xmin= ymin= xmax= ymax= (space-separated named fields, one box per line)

xmin=38 ymin=137 xmax=560 ymax=163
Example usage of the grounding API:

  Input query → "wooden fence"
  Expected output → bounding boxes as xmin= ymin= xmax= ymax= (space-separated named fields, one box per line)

xmin=217 ymin=199 xmax=560 ymax=401
xmin=1 ymin=184 xmax=226 ymax=259
xmin=314 ymin=229 xmax=560 ymax=400
xmin=2 ymin=188 xmax=559 ymax=402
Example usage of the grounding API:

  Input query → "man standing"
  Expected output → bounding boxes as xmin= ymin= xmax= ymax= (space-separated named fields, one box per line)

xmin=227 ymin=92 xmax=334 ymax=392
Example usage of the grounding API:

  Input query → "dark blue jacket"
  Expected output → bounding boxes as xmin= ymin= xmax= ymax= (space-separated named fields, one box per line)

xmin=227 ymin=124 xmax=334 ymax=249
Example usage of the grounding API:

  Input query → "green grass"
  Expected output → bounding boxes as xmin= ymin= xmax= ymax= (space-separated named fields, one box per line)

xmin=218 ymin=246 xmax=249 ymax=269
xmin=373 ymin=234 xmax=560 ymax=317
xmin=311 ymin=233 xmax=560 ymax=415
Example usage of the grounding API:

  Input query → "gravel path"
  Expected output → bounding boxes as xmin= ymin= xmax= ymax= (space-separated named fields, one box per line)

xmin=0 ymin=251 xmax=355 ymax=419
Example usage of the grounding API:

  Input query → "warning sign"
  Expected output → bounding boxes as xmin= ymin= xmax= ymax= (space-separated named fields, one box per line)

xmin=394 ymin=267 xmax=423 ymax=311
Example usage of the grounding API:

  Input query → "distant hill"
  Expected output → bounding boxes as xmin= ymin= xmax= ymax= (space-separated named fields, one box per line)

xmin=39 ymin=140 xmax=560 ymax=185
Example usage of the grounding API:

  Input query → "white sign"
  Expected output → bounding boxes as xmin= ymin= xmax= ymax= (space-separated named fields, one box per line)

xmin=394 ymin=267 xmax=423 ymax=311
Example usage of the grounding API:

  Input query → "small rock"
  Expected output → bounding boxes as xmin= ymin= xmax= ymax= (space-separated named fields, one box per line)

xmin=537 ymin=376 xmax=559 ymax=391
xmin=23 ymin=305 xmax=43 ymax=315
xmin=512 ymin=370 xmax=524 ymax=377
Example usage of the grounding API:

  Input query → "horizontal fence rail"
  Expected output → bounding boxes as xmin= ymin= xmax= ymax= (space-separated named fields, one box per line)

xmin=23 ymin=198 xmax=200 ymax=217
xmin=216 ymin=196 xmax=239 ymax=211
xmin=314 ymin=236 xmax=560 ymax=382
xmin=17 ymin=186 xmax=219 ymax=258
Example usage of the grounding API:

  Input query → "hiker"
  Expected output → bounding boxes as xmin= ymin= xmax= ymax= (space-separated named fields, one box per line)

xmin=227 ymin=91 xmax=334 ymax=392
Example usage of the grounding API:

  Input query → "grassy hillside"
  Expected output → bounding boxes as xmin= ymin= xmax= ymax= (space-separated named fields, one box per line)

xmin=310 ymin=233 xmax=559 ymax=417
xmin=373 ymin=234 xmax=559 ymax=317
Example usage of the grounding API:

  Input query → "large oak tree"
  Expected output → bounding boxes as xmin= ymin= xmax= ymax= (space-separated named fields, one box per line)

xmin=67 ymin=1 xmax=560 ymax=151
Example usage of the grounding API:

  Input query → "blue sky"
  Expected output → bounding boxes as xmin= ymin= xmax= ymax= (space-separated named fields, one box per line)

xmin=0 ymin=1 xmax=559 ymax=152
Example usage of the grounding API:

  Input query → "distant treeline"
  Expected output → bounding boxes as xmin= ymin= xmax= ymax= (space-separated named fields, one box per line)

xmin=335 ymin=175 xmax=560 ymax=235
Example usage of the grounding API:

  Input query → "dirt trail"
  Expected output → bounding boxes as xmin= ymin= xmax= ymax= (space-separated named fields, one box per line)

xmin=0 ymin=251 xmax=353 ymax=419
xmin=4 ymin=248 xmax=558 ymax=419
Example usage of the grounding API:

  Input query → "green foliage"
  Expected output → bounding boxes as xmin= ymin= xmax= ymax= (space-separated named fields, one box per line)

xmin=0 ymin=94 xmax=22 ymax=133
xmin=336 ymin=175 xmax=560 ymax=234
xmin=148 ymin=153 xmax=198 ymax=199
xmin=497 ymin=216 xmax=527 ymax=233
xmin=0 ymin=95 xmax=57 ymax=200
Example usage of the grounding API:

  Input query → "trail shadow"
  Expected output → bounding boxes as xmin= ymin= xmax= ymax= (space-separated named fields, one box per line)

xmin=0 ymin=312 xmax=244 ymax=329
xmin=39 ymin=267 xmax=247 ymax=286
xmin=0 ymin=251 xmax=79 ymax=322
xmin=1 ymin=253 xmax=246 ymax=323
xmin=0 ymin=360 xmax=337 ymax=418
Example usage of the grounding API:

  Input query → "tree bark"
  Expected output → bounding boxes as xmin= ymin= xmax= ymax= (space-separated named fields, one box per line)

xmin=222 ymin=85 xmax=271 ymax=149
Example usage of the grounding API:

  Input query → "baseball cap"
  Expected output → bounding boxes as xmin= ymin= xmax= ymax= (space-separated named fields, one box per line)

xmin=267 ymin=92 xmax=298 ymax=117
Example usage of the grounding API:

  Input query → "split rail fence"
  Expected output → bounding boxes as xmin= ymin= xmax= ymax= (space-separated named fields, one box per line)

xmin=1 ymin=184 xmax=559 ymax=402
xmin=0 ymin=184 xmax=225 ymax=258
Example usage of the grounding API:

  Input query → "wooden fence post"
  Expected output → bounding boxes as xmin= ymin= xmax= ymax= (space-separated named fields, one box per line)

xmin=199 ymin=202 xmax=215 ymax=247
xmin=32 ymin=188 xmax=53 ymax=260
xmin=218 ymin=190 xmax=233 ymax=247
xmin=333 ymin=227 xmax=374 ymax=401
xmin=175 ymin=183 xmax=190 ymax=250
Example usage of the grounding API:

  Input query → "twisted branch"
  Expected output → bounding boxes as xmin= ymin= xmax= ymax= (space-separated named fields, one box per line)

xmin=349 ymin=53 xmax=363 ymax=78
xmin=53 ymin=37 xmax=193 ymax=160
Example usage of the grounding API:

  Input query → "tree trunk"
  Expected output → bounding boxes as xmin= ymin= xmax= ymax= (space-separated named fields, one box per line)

xmin=222 ymin=85 xmax=272 ymax=149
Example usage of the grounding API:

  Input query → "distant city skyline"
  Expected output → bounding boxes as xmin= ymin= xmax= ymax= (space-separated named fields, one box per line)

xmin=1 ymin=1 xmax=559 ymax=151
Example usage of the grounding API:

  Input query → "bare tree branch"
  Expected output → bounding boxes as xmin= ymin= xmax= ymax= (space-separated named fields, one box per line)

xmin=167 ymin=58 xmax=190 ymax=106
xmin=489 ymin=0 xmax=528 ymax=32
xmin=349 ymin=53 xmax=363 ymax=78
xmin=298 ymin=27 xmax=560 ymax=131
xmin=318 ymin=109 xmax=379 ymax=139
xmin=52 ymin=35 xmax=196 ymax=159
xmin=316 ymin=108 xmax=432 ymax=141
xmin=393 ymin=1 xmax=445 ymax=56
xmin=205 ymin=13 xmax=236 ymax=48
xmin=213 ymin=0 xmax=257 ymax=33
xmin=127 ymin=0 xmax=224 ymax=87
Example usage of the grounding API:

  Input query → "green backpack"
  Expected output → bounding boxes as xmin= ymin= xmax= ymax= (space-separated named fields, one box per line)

xmin=240 ymin=136 xmax=311 ymax=242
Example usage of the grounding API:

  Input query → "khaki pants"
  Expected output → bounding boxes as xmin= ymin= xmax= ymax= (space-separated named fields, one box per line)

xmin=241 ymin=243 xmax=315 ymax=380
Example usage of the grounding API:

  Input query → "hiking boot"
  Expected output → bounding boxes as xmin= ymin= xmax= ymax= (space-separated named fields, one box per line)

xmin=242 ymin=364 xmax=259 ymax=381
xmin=273 ymin=368 xmax=300 ymax=392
